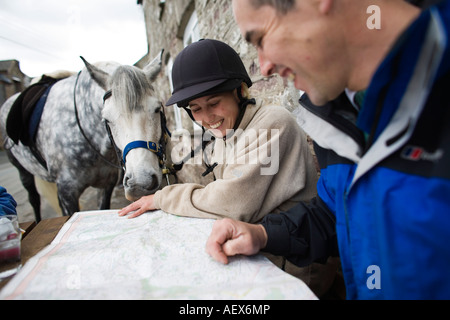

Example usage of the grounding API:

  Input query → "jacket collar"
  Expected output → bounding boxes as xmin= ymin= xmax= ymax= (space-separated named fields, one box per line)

xmin=350 ymin=6 xmax=447 ymax=189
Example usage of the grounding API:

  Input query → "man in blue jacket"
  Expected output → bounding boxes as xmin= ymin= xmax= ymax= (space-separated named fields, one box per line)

xmin=206 ymin=0 xmax=450 ymax=299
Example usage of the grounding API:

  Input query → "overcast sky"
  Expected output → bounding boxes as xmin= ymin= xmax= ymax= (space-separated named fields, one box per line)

xmin=0 ymin=0 xmax=147 ymax=78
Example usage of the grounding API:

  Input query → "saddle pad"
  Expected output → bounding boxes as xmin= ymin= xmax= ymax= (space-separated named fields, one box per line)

xmin=6 ymin=75 xmax=57 ymax=147
xmin=28 ymin=85 xmax=52 ymax=142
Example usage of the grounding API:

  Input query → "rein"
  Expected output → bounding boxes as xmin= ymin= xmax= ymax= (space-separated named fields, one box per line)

xmin=73 ymin=71 xmax=122 ymax=169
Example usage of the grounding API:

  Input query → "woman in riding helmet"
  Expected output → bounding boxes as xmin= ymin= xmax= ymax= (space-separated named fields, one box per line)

xmin=119 ymin=39 xmax=318 ymax=224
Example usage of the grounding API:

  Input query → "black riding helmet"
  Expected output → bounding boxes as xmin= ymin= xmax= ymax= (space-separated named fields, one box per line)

xmin=165 ymin=39 xmax=253 ymax=110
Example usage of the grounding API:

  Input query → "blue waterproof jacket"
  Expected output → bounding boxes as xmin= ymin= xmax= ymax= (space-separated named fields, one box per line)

xmin=261 ymin=2 xmax=450 ymax=299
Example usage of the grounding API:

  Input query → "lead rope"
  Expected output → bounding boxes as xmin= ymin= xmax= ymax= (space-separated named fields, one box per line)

xmin=73 ymin=71 xmax=122 ymax=169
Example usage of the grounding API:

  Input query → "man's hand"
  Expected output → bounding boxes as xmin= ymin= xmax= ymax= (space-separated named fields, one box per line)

xmin=118 ymin=194 xmax=156 ymax=218
xmin=205 ymin=218 xmax=268 ymax=264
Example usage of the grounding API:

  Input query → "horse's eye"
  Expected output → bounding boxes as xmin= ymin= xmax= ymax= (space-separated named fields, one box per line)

xmin=155 ymin=105 xmax=162 ymax=114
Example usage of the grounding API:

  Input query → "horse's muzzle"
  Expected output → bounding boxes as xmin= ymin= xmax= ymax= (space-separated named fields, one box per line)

xmin=123 ymin=173 xmax=160 ymax=201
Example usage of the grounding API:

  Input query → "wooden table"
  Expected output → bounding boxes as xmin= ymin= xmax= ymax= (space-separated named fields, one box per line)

xmin=0 ymin=216 xmax=70 ymax=291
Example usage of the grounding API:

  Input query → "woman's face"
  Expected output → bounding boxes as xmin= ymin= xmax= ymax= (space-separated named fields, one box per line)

xmin=188 ymin=90 xmax=240 ymax=138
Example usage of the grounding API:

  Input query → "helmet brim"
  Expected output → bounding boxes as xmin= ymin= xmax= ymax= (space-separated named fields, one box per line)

xmin=165 ymin=78 xmax=226 ymax=106
xmin=165 ymin=78 xmax=244 ymax=107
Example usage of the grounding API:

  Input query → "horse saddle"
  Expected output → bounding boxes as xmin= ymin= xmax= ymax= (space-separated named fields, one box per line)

xmin=6 ymin=75 xmax=58 ymax=169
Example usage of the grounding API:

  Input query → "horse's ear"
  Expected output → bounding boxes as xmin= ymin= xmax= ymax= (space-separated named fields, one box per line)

xmin=80 ymin=56 xmax=110 ymax=90
xmin=143 ymin=49 xmax=164 ymax=82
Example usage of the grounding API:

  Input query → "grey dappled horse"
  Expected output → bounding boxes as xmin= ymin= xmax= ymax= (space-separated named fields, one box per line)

xmin=0 ymin=52 xmax=165 ymax=221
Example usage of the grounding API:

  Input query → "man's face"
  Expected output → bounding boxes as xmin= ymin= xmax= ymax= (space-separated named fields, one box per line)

xmin=232 ymin=0 xmax=347 ymax=106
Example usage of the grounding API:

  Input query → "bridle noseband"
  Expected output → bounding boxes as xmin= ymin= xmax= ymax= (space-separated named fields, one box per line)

xmin=102 ymin=89 xmax=179 ymax=184
xmin=122 ymin=140 xmax=164 ymax=166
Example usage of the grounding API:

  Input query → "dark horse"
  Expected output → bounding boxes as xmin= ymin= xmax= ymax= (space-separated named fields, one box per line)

xmin=0 ymin=52 xmax=165 ymax=221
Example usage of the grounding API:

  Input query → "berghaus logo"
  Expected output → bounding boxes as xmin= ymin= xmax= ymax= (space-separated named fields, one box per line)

xmin=401 ymin=145 xmax=443 ymax=162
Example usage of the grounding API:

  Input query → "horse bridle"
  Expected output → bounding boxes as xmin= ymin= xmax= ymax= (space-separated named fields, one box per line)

xmin=102 ymin=89 xmax=179 ymax=185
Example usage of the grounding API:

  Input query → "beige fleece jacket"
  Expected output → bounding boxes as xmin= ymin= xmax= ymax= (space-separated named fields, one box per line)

xmin=153 ymin=101 xmax=318 ymax=223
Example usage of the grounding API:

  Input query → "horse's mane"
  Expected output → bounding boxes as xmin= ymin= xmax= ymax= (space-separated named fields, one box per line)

xmin=110 ymin=66 xmax=154 ymax=113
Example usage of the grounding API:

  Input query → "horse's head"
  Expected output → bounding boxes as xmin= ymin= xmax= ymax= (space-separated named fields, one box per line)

xmin=82 ymin=52 xmax=166 ymax=201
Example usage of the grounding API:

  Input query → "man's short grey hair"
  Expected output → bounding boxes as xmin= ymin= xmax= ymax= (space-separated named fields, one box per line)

xmin=250 ymin=0 xmax=295 ymax=14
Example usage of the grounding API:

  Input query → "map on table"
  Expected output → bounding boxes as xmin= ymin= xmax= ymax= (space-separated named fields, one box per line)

xmin=0 ymin=210 xmax=317 ymax=300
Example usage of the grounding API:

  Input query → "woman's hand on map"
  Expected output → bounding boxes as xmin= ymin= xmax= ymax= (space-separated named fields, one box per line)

xmin=205 ymin=218 xmax=268 ymax=264
xmin=118 ymin=194 xmax=156 ymax=218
